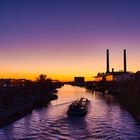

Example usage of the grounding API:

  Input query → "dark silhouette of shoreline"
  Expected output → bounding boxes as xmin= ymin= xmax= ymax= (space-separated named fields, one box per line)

xmin=0 ymin=74 xmax=64 ymax=128
xmin=86 ymin=79 xmax=140 ymax=123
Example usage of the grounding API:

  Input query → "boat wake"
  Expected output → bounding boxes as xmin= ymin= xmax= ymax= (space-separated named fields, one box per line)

xmin=50 ymin=101 xmax=75 ymax=107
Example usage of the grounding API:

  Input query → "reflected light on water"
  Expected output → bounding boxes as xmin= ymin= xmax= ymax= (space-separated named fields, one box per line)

xmin=0 ymin=85 xmax=140 ymax=140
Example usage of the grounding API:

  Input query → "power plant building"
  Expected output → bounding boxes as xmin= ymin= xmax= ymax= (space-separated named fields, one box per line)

xmin=105 ymin=72 xmax=133 ymax=82
xmin=95 ymin=49 xmax=133 ymax=82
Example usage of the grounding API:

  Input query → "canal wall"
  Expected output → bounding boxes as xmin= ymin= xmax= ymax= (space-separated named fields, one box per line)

xmin=0 ymin=82 xmax=63 ymax=128
xmin=95 ymin=80 xmax=140 ymax=123
xmin=116 ymin=80 xmax=140 ymax=123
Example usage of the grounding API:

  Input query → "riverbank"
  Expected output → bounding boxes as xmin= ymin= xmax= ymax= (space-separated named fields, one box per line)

xmin=116 ymin=93 xmax=140 ymax=123
xmin=0 ymin=93 xmax=58 ymax=128
xmin=94 ymin=80 xmax=140 ymax=123
xmin=0 ymin=76 xmax=63 ymax=128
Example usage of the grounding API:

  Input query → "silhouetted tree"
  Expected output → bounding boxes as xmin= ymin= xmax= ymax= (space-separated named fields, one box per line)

xmin=37 ymin=74 xmax=47 ymax=83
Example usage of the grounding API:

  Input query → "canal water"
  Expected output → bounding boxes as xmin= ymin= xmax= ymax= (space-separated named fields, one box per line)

xmin=0 ymin=85 xmax=140 ymax=140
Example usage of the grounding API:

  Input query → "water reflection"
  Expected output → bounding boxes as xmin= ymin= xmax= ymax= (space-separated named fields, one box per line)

xmin=0 ymin=85 xmax=140 ymax=140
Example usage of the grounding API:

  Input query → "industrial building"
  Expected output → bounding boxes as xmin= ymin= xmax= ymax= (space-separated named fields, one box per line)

xmin=95 ymin=49 xmax=133 ymax=82
xmin=74 ymin=77 xmax=85 ymax=84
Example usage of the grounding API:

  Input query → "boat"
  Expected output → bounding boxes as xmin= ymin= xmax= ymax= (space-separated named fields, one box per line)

xmin=67 ymin=98 xmax=89 ymax=116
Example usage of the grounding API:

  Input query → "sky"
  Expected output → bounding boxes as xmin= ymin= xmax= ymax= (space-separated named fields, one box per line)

xmin=0 ymin=0 xmax=140 ymax=81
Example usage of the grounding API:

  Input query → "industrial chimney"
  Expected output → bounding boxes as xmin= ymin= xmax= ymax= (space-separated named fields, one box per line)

xmin=124 ymin=49 xmax=127 ymax=73
xmin=106 ymin=49 xmax=110 ymax=73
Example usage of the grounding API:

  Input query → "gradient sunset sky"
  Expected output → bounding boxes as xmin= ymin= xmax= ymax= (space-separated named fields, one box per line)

xmin=0 ymin=0 xmax=140 ymax=81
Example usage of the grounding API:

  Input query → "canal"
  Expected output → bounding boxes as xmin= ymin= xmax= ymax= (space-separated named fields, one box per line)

xmin=0 ymin=85 xmax=140 ymax=140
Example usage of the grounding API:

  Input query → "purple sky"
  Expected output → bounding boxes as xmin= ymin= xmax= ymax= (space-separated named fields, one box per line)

xmin=0 ymin=0 xmax=140 ymax=81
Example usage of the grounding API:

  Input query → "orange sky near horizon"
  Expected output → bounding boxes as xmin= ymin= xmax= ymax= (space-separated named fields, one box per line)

xmin=1 ymin=0 xmax=140 ymax=81
xmin=0 ymin=42 xmax=139 ymax=82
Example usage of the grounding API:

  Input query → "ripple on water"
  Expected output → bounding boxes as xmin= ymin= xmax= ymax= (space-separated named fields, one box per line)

xmin=0 ymin=85 xmax=140 ymax=140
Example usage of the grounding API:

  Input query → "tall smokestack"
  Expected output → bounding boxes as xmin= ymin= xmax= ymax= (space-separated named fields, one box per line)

xmin=124 ymin=49 xmax=127 ymax=72
xmin=106 ymin=49 xmax=110 ymax=73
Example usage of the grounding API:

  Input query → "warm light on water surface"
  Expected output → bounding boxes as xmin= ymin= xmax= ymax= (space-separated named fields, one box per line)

xmin=0 ymin=85 xmax=140 ymax=139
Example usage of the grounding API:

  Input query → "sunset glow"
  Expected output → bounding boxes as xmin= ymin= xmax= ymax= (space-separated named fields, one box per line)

xmin=0 ymin=0 xmax=140 ymax=81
